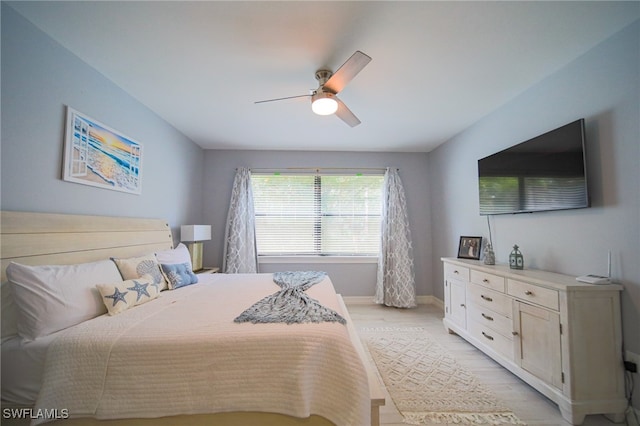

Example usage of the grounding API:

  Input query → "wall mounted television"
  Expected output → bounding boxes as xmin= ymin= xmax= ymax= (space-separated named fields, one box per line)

xmin=478 ymin=119 xmax=589 ymax=215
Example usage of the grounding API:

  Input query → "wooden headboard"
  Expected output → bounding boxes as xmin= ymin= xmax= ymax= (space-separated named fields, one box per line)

xmin=1 ymin=211 xmax=173 ymax=282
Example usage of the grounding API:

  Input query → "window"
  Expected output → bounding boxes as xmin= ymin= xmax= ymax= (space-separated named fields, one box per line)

xmin=251 ymin=173 xmax=384 ymax=256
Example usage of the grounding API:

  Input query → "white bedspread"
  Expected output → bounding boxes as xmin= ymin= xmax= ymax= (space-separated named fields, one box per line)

xmin=33 ymin=273 xmax=370 ymax=425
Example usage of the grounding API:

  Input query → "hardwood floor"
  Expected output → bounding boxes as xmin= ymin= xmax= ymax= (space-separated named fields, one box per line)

xmin=346 ymin=302 xmax=625 ymax=426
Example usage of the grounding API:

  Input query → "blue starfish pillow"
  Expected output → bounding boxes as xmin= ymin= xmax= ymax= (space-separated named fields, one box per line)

xmin=96 ymin=274 xmax=160 ymax=316
xmin=160 ymin=263 xmax=198 ymax=290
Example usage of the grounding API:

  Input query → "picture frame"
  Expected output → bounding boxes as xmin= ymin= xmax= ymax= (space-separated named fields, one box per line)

xmin=63 ymin=106 xmax=142 ymax=195
xmin=457 ymin=236 xmax=482 ymax=260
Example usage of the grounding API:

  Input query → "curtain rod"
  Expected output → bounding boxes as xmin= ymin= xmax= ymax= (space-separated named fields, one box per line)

xmin=243 ymin=167 xmax=398 ymax=172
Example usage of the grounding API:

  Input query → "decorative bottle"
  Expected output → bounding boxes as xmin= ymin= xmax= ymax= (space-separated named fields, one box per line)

xmin=484 ymin=243 xmax=495 ymax=265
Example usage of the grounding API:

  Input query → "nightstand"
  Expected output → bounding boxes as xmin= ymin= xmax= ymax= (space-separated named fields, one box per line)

xmin=195 ymin=267 xmax=220 ymax=275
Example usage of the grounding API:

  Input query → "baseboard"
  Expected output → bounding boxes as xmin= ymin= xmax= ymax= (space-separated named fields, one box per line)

xmin=428 ymin=295 xmax=445 ymax=310
xmin=343 ymin=295 xmax=444 ymax=310
xmin=341 ymin=296 xmax=375 ymax=305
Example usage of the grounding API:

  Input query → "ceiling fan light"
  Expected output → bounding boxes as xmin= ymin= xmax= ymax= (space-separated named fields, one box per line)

xmin=311 ymin=93 xmax=338 ymax=115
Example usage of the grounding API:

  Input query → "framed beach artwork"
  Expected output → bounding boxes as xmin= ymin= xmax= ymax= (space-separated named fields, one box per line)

xmin=63 ymin=107 xmax=142 ymax=195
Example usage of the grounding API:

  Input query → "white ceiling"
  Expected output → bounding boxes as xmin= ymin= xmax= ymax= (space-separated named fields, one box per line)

xmin=8 ymin=1 xmax=639 ymax=152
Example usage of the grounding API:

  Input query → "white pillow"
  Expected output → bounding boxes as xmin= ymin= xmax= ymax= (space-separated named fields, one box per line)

xmin=155 ymin=243 xmax=192 ymax=268
xmin=6 ymin=260 xmax=123 ymax=341
xmin=96 ymin=274 xmax=160 ymax=316
xmin=1 ymin=280 xmax=18 ymax=342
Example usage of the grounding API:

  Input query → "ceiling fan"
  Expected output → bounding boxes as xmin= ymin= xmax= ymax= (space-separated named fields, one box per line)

xmin=255 ymin=51 xmax=372 ymax=127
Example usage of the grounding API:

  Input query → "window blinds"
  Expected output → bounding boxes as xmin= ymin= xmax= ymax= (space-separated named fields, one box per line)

xmin=251 ymin=173 xmax=384 ymax=256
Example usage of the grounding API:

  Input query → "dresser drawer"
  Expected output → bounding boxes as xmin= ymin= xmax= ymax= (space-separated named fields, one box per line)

xmin=467 ymin=303 xmax=512 ymax=337
xmin=468 ymin=320 xmax=513 ymax=360
xmin=444 ymin=263 xmax=470 ymax=281
xmin=470 ymin=270 xmax=506 ymax=292
xmin=508 ymin=279 xmax=559 ymax=311
xmin=468 ymin=283 xmax=511 ymax=317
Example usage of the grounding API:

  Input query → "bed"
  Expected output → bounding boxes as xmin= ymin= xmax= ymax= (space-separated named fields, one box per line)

xmin=1 ymin=210 xmax=384 ymax=426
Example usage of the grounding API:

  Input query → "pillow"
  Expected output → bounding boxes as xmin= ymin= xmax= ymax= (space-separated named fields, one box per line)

xmin=6 ymin=260 xmax=123 ymax=340
xmin=155 ymin=243 xmax=192 ymax=269
xmin=96 ymin=274 xmax=159 ymax=316
xmin=1 ymin=280 xmax=18 ymax=342
xmin=156 ymin=244 xmax=197 ymax=289
xmin=160 ymin=263 xmax=198 ymax=289
xmin=112 ymin=254 xmax=168 ymax=291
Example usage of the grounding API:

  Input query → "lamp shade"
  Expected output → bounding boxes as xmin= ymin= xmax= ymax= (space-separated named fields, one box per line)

xmin=180 ymin=225 xmax=211 ymax=242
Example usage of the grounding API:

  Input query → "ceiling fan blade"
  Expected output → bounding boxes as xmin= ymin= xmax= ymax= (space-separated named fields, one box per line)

xmin=323 ymin=51 xmax=371 ymax=94
xmin=334 ymin=97 xmax=361 ymax=127
xmin=254 ymin=94 xmax=311 ymax=104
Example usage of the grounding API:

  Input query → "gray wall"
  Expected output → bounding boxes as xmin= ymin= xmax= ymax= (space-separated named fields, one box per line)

xmin=3 ymin=2 xmax=638 ymax=408
xmin=203 ymin=150 xmax=431 ymax=297
xmin=429 ymin=20 xmax=640 ymax=399
xmin=1 ymin=3 xmax=204 ymax=240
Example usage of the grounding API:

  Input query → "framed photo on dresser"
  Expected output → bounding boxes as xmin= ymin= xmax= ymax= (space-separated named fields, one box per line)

xmin=457 ymin=236 xmax=482 ymax=260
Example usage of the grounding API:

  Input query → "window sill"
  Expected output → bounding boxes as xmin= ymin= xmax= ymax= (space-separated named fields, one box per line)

xmin=258 ymin=256 xmax=378 ymax=264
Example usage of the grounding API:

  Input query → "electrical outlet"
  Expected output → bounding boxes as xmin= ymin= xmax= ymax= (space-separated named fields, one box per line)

xmin=625 ymin=350 xmax=639 ymax=373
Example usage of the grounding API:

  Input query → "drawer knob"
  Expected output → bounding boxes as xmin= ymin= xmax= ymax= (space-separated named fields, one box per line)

xmin=480 ymin=295 xmax=493 ymax=302
xmin=481 ymin=313 xmax=494 ymax=321
xmin=525 ymin=290 xmax=533 ymax=296
xmin=460 ymin=303 xmax=466 ymax=308
xmin=512 ymin=331 xmax=519 ymax=336
xmin=454 ymin=270 xmax=459 ymax=274
xmin=482 ymin=332 xmax=494 ymax=341
xmin=483 ymin=279 xmax=489 ymax=283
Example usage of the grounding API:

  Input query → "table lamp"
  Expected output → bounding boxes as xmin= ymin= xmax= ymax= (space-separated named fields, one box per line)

xmin=180 ymin=225 xmax=211 ymax=272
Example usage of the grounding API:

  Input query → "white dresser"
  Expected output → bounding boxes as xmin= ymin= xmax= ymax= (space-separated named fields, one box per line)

xmin=442 ymin=257 xmax=626 ymax=425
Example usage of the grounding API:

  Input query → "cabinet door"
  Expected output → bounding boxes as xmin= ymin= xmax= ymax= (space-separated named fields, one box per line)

xmin=513 ymin=301 xmax=562 ymax=389
xmin=445 ymin=279 xmax=466 ymax=329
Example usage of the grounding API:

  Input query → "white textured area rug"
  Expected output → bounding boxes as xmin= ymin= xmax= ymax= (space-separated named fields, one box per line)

xmin=360 ymin=327 xmax=526 ymax=425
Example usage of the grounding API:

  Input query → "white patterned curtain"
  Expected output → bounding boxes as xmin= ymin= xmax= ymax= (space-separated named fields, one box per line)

xmin=374 ymin=168 xmax=417 ymax=308
xmin=223 ymin=167 xmax=258 ymax=273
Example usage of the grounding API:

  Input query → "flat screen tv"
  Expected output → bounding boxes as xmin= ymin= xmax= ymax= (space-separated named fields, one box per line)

xmin=478 ymin=119 xmax=589 ymax=215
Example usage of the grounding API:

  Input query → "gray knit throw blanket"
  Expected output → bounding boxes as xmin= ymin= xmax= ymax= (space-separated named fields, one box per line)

xmin=234 ymin=271 xmax=346 ymax=325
